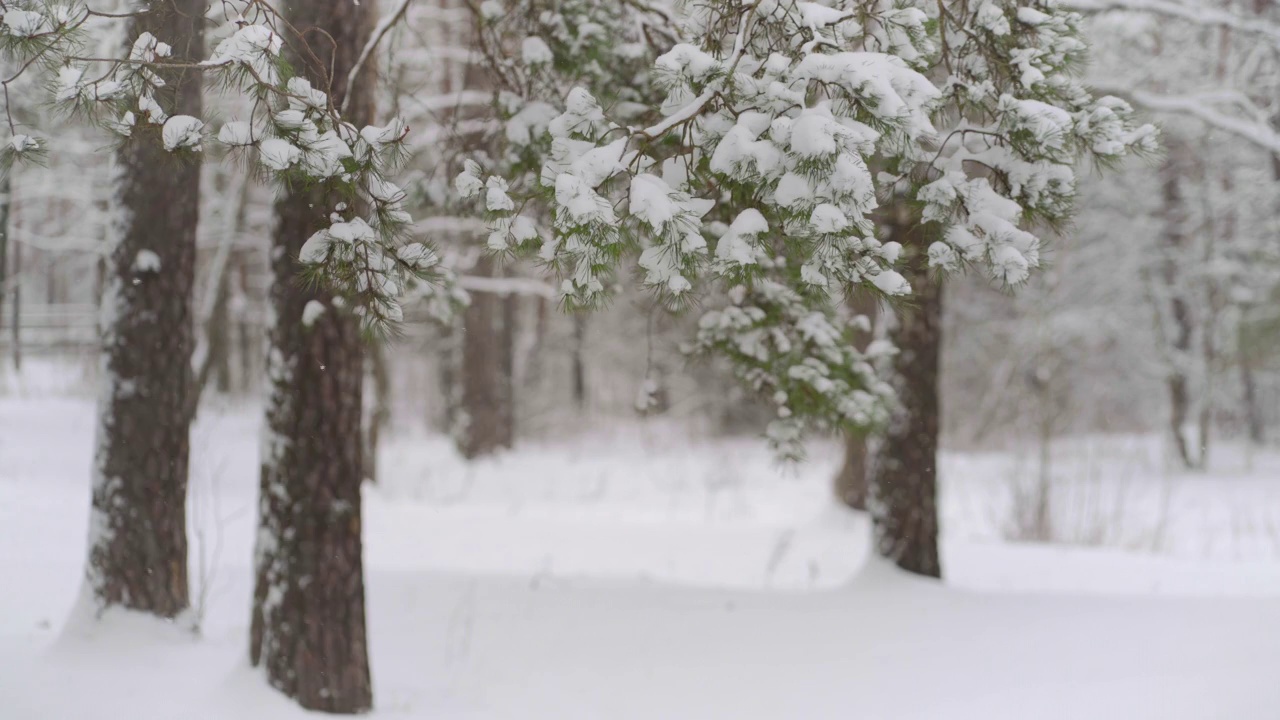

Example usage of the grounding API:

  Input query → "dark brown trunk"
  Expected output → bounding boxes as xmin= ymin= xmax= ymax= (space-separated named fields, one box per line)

xmin=458 ymin=255 xmax=515 ymax=458
xmin=208 ymin=268 xmax=233 ymax=394
xmin=834 ymin=291 xmax=878 ymax=511
xmin=84 ymin=1 xmax=203 ymax=617
xmin=248 ymin=1 xmax=376 ymax=712
xmin=869 ymin=213 xmax=941 ymax=578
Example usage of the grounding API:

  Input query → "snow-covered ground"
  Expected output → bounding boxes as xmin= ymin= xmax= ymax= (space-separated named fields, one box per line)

xmin=2 ymin=378 xmax=1280 ymax=718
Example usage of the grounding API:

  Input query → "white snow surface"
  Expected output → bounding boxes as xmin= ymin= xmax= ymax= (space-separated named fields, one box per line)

xmin=1 ymin=388 xmax=1279 ymax=719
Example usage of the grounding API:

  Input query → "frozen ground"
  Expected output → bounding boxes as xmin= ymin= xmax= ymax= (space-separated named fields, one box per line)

xmin=2 ymin=376 xmax=1280 ymax=718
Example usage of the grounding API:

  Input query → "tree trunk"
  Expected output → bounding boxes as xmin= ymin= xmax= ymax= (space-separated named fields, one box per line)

xmin=1158 ymin=144 xmax=1196 ymax=469
xmin=10 ymin=230 xmax=19 ymax=371
xmin=235 ymin=256 xmax=254 ymax=394
xmin=500 ymin=283 xmax=518 ymax=443
xmin=0 ymin=172 xmax=9 ymax=346
xmin=83 ymin=2 xmax=203 ymax=617
xmin=833 ymin=291 xmax=878 ymax=510
xmin=869 ymin=213 xmax=942 ymax=578
xmin=248 ymin=1 xmax=375 ymax=712
xmin=1240 ymin=323 xmax=1265 ymax=444
xmin=457 ymin=255 xmax=515 ymax=458
xmin=571 ymin=312 xmax=587 ymax=410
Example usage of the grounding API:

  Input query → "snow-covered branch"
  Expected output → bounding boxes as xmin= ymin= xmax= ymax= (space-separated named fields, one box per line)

xmin=457 ymin=274 xmax=556 ymax=298
xmin=1066 ymin=0 xmax=1280 ymax=47
xmin=1107 ymin=87 xmax=1280 ymax=153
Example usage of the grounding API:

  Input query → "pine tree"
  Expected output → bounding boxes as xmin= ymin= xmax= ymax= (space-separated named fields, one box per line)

xmin=85 ymin=0 xmax=203 ymax=618
xmin=248 ymin=0 xmax=377 ymax=711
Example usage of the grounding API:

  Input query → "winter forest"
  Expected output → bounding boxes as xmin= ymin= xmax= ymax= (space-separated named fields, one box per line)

xmin=0 ymin=0 xmax=1278 ymax=717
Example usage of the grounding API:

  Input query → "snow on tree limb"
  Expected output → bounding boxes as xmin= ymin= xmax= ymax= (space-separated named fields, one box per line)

xmin=0 ymin=0 xmax=452 ymax=328
xmin=1098 ymin=86 xmax=1280 ymax=154
xmin=343 ymin=0 xmax=415 ymax=114
xmin=1065 ymin=0 xmax=1280 ymax=47
xmin=452 ymin=0 xmax=1155 ymax=457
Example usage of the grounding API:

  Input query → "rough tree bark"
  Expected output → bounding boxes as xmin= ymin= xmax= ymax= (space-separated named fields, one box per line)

xmin=83 ymin=1 xmax=202 ymax=617
xmin=869 ymin=210 xmax=942 ymax=578
xmin=833 ymin=290 xmax=878 ymax=510
xmin=248 ymin=1 xmax=375 ymax=712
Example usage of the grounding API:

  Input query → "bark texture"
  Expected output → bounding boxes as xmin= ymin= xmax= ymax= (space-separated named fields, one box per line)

xmin=85 ymin=2 xmax=203 ymax=617
xmin=869 ymin=213 xmax=942 ymax=578
xmin=248 ymin=1 xmax=375 ymax=712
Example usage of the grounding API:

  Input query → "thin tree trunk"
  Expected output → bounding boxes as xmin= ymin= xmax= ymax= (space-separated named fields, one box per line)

xmin=572 ymin=312 xmax=587 ymax=410
xmin=235 ymin=256 xmax=253 ymax=394
xmin=0 ymin=172 xmax=9 ymax=357
xmin=1240 ymin=317 xmax=1264 ymax=444
xmin=1159 ymin=144 xmax=1196 ymax=469
xmin=83 ymin=2 xmax=203 ymax=617
xmin=438 ymin=322 xmax=460 ymax=433
xmin=834 ymin=291 xmax=878 ymax=510
xmin=869 ymin=211 xmax=942 ymax=578
xmin=248 ymin=1 xmax=376 ymax=712
xmin=10 ymin=234 xmax=19 ymax=371
xmin=501 ymin=284 xmax=518 ymax=444
xmin=458 ymin=254 xmax=515 ymax=458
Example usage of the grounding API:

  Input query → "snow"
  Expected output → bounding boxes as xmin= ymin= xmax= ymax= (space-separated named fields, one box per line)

xmin=870 ymin=269 xmax=910 ymax=295
xmin=257 ymin=138 xmax=300 ymax=171
xmin=132 ymin=250 xmax=161 ymax=273
xmin=9 ymin=134 xmax=39 ymax=153
xmin=300 ymin=300 xmax=326 ymax=327
xmin=2 ymin=10 xmax=47 ymax=37
xmin=521 ymin=36 xmax=553 ymax=65
xmin=714 ymin=209 xmax=768 ymax=267
xmin=203 ymin=25 xmax=285 ymax=85
xmin=1 ymin=389 xmax=1279 ymax=718
xmin=161 ymin=115 xmax=204 ymax=152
